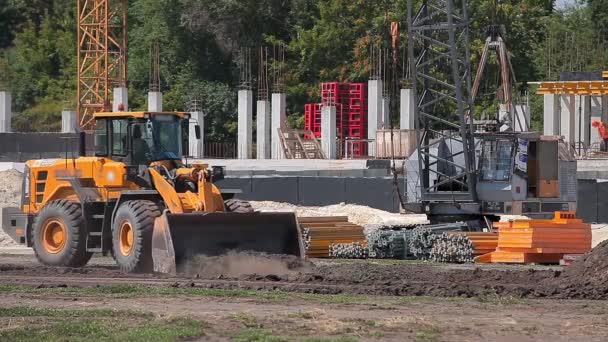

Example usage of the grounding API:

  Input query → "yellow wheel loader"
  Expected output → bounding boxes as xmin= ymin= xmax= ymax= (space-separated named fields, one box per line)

xmin=1 ymin=111 xmax=304 ymax=274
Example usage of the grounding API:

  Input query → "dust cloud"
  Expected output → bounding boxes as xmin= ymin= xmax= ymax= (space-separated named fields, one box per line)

xmin=179 ymin=252 xmax=311 ymax=279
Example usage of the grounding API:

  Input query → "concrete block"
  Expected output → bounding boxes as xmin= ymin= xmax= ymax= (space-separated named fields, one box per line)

xmin=189 ymin=111 xmax=205 ymax=158
xmin=368 ymin=80 xmax=382 ymax=156
xmin=0 ymin=92 xmax=11 ymax=133
xmin=271 ymin=93 xmax=287 ymax=159
xmin=543 ymin=94 xmax=559 ymax=136
xmin=344 ymin=177 xmax=398 ymax=212
xmin=214 ymin=177 xmax=253 ymax=198
xmin=61 ymin=111 xmax=78 ymax=133
xmin=147 ymin=91 xmax=163 ymax=112
xmin=251 ymin=176 xmax=298 ymax=204
xmin=597 ymin=182 xmax=608 ymax=223
xmin=298 ymin=177 xmax=346 ymax=206
xmin=256 ymin=100 xmax=271 ymax=159
xmin=321 ymin=106 xmax=337 ymax=159
xmin=238 ymin=90 xmax=253 ymax=159
xmin=577 ymin=179 xmax=598 ymax=223
xmin=400 ymin=88 xmax=415 ymax=130
xmin=113 ymin=87 xmax=129 ymax=112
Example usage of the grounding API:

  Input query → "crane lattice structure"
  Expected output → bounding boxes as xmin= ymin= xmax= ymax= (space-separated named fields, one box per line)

xmin=407 ymin=0 xmax=477 ymax=203
xmin=77 ymin=0 xmax=128 ymax=129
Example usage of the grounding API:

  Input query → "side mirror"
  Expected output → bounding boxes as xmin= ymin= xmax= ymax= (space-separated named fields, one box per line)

xmin=195 ymin=125 xmax=201 ymax=140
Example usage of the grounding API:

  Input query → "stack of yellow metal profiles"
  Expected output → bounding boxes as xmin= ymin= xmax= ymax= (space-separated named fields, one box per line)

xmin=475 ymin=212 xmax=591 ymax=264
xmin=299 ymin=216 xmax=367 ymax=258
xmin=449 ymin=231 xmax=499 ymax=256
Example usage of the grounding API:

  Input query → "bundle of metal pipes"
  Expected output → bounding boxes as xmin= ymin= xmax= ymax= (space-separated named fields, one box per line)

xmin=367 ymin=229 xmax=411 ymax=259
xmin=299 ymin=216 xmax=367 ymax=258
xmin=329 ymin=242 xmax=368 ymax=259
xmin=429 ymin=233 xmax=474 ymax=263
xmin=449 ymin=231 xmax=499 ymax=256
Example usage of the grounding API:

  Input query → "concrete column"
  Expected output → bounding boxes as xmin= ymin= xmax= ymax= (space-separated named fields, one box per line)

xmin=574 ymin=95 xmax=592 ymax=149
xmin=602 ymin=95 xmax=608 ymax=123
xmin=591 ymin=97 xmax=603 ymax=147
xmin=381 ymin=97 xmax=390 ymax=129
xmin=499 ymin=104 xmax=510 ymax=132
xmin=543 ymin=94 xmax=560 ymax=136
xmin=147 ymin=92 xmax=163 ymax=112
xmin=61 ymin=110 xmax=77 ymax=133
xmin=321 ymin=105 xmax=337 ymax=159
xmin=113 ymin=87 xmax=129 ymax=112
xmin=560 ymin=94 xmax=576 ymax=146
xmin=367 ymin=80 xmax=383 ymax=156
xmin=513 ymin=104 xmax=530 ymax=132
xmin=256 ymin=100 xmax=271 ymax=159
xmin=400 ymin=88 xmax=415 ymax=130
xmin=0 ymin=91 xmax=11 ymax=133
xmin=237 ymin=90 xmax=253 ymax=159
xmin=189 ymin=111 xmax=205 ymax=158
xmin=271 ymin=93 xmax=287 ymax=159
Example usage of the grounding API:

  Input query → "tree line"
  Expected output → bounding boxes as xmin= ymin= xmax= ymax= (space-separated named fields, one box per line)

xmin=0 ymin=0 xmax=606 ymax=138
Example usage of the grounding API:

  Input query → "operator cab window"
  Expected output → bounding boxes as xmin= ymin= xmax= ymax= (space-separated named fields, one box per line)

xmin=479 ymin=139 xmax=514 ymax=181
xmin=111 ymin=119 xmax=129 ymax=156
xmin=94 ymin=119 xmax=109 ymax=156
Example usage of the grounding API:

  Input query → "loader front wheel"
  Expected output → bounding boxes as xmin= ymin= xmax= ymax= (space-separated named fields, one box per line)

xmin=112 ymin=200 xmax=160 ymax=273
xmin=32 ymin=200 xmax=93 ymax=267
xmin=224 ymin=199 xmax=254 ymax=213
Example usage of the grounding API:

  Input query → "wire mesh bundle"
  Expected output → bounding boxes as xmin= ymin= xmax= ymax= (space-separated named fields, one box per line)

xmin=409 ymin=227 xmax=438 ymax=260
xmin=367 ymin=229 xmax=411 ymax=259
xmin=329 ymin=242 xmax=369 ymax=259
xmin=429 ymin=233 xmax=474 ymax=263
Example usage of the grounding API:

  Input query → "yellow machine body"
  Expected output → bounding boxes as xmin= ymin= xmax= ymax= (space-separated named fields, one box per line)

xmin=3 ymin=112 xmax=304 ymax=273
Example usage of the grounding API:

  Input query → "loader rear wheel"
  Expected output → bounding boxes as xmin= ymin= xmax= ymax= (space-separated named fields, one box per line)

xmin=224 ymin=199 xmax=254 ymax=213
xmin=32 ymin=200 xmax=93 ymax=267
xmin=112 ymin=200 xmax=160 ymax=273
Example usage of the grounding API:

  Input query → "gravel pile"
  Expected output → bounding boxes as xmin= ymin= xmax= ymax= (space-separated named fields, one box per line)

xmin=250 ymin=201 xmax=428 ymax=227
xmin=0 ymin=169 xmax=23 ymax=247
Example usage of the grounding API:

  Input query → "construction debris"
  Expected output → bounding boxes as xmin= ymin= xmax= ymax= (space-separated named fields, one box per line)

xmin=329 ymin=242 xmax=368 ymax=259
xmin=476 ymin=212 xmax=592 ymax=264
xmin=299 ymin=216 xmax=367 ymax=258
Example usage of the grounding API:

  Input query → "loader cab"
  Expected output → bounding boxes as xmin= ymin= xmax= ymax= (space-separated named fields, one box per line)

xmin=93 ymin=112 xmax=193 ymax=166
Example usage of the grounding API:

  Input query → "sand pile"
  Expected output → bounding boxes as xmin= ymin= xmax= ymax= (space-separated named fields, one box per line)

xmin=250 ymin=201 xmax=428 ymax=227
xmin=0 ymin=169 xmax=23 ymax=247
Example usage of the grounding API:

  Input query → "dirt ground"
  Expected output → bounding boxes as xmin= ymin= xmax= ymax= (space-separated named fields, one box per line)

xmin=0 ymin=253 xmax=608 ymax=341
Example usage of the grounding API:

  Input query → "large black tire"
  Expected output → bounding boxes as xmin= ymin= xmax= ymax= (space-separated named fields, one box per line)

xmin=224 ymin=199 xmax=254 ymax=213
xmin=32 ymin=200 xmax=93 ymax=267
xmin=112 ymin=200 xmax=160 ymax=273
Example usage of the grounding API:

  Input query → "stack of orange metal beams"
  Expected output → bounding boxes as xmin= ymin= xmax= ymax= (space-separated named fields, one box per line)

xmin=299 ymin=216 xmax=367 ymax=258
xmin=449 ymin=231 xmax=499 ymax=256
xmin=475 ymin=212 xmax=591 ymax=264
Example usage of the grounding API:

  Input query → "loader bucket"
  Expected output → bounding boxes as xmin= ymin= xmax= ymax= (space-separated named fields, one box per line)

xmin=151 ymin=211 xmax=304 ymax=275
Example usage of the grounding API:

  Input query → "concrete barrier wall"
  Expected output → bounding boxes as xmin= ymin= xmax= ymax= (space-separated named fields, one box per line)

xmin=216 ymin=176 xmax=404 ymax=213
xmin=0 ymin=133 xmax=94 ymax=162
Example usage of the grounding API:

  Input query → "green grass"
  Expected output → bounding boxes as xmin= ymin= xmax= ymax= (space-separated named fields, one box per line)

xmin=0 ymin=283 xmax=421 ymax=306
xmin=414 ymin=325 xmax=441 ymax=342
xmin=0 ymin=307 xmax=206 ymax=342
